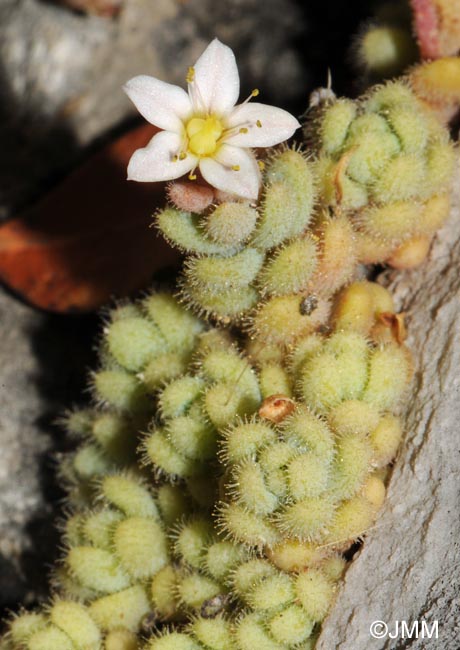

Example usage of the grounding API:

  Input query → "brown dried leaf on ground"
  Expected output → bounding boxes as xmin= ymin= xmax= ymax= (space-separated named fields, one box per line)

xmin=0 ymin=124 xmax=180 ymax=313
xmin=54 ymin=0 xmax=123 ymax=17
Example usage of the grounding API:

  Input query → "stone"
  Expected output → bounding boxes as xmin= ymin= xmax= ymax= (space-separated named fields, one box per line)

xmin=0 ymin=286 xmax=96 ymax=610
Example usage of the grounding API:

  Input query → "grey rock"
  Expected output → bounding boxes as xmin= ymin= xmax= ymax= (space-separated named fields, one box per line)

xmin=0 ymin=287 xmax=95 ymax=610
xmin=317 ymin=169 xmax=460 ymax=649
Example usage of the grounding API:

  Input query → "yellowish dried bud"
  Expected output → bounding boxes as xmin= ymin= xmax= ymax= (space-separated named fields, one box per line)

xmin=370 ymin=413 xmax=403 ymax=467
xmin=266 ymin=540 xmax=329 ymax=572
xmin=362 ymin=475 xmax=386 ymax=510
xmin=418 ymin=193 xmax=451 ymax=235
xmin=410 ymin=57 xmax=460 ymax=112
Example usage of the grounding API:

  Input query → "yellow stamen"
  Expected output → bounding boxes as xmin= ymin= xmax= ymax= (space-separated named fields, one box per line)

xmin=239 ymin=127 xmax=249 ymax=134
xmin=251 ymin=88 xmax=260 ymax=97
xmin=186 ymin=116 xmax=224 ymax=156
xmin=186 ymin=67 xmax=195 ymax=84
xmin=258 ymin=160 xmax=265 ymax=171
xmin=232 ymin=165 xmax=240 ymax=171
xmin=172 ymin=155 xmax=178 ymax=162
xmin=189 ymin=172 xmax=197 ymax=181
xmin=256 ymin=120 xmax=262 ymax=128
xmin=179 ymin=152 xmax=187 ymax=160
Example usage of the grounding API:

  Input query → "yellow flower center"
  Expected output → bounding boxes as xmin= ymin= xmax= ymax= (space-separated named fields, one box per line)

xmin=186 ymin=116 xmax=223 ymax=156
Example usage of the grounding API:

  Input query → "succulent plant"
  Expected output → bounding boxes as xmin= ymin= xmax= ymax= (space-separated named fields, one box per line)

xmin=1 ymin=41 xmax=456 ymax=650
xmin=311 ymin=80 xmax=455 ymax=268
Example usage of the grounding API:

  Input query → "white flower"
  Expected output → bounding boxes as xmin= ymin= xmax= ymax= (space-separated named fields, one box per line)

xmin=123 ymin=38 xmax=300 ymax=200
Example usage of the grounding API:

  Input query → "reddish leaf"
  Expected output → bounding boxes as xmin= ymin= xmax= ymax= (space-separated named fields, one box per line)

xmin=411 ymin=0 xmax=441 ymax=58
xmin=0 ymin=124 xmax=180 ymax=313
xmin=411 ymin=0 xmax=460 ymax=59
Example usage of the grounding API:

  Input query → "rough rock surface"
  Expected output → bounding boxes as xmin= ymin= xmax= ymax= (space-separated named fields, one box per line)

xmin=0 ymin=289 xmax=96 ymax=610
xmin=317 ymin=172 xmax=460 ymax=649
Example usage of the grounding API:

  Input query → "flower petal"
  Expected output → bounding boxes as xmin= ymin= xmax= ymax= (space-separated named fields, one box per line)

xmin=199 ymin=145 xmax=261 ymax=200
xmin=124 ymin=75 xmax=192 ymax=133
xmin=127 ymin=131 xmax=196 ymax=182
xmin=224 ymin=102 xmax=300 ymax=147
xmin=191 ymin=39 xmax=240 ymax=116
